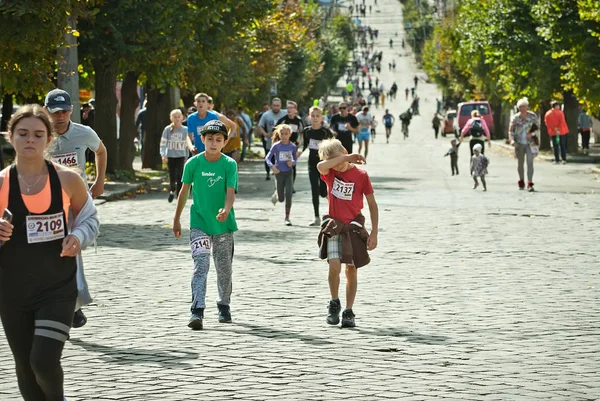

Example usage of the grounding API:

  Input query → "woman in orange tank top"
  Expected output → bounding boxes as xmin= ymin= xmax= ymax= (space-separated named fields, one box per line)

xmin=0 ymin=104 xmax=94 ymax=400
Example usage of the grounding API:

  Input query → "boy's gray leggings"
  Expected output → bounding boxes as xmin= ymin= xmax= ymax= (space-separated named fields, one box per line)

xmin=190 ymin=228 xmax=234 ymax=312
xmin=275 ymin=170 xmax=293 ymax=210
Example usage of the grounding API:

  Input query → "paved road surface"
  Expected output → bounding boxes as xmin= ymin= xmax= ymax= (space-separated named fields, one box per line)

xmin=1 ymin=0 xmax=599 ymax=400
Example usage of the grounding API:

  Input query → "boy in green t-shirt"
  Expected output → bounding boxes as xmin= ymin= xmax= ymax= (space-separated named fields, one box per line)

xmin=173 ymin=120 xmax=238 ymax=330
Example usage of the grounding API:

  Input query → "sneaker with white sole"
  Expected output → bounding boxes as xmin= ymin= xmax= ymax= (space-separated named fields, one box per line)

xmin=271 ymin=192 xmax=278 ymax=205
xmin=285 ymin=219 xmax=292 ymax=226
xmin=309 ymin=217 xmax=321 ymax=226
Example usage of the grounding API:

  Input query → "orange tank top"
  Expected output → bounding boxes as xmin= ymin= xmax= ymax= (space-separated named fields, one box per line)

xmin=0 ymin=169 xmax=70 ymax=219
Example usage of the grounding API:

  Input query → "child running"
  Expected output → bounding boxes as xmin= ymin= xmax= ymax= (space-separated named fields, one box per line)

xmin=471 ymin=143 xmax=489 ymax=191
xmin=173 ymin=120 xmax=238 ymax=330
xmin=444 ymin=138 xmax=459 ymax=176
xmin=266 ymin=124 xmax=297 ymax=226
xmin=316 ymin=139 xmax=379 ymax=328
xmin=300 ymin=106 xmax=332 ymax=226
xmin=160 ymin=109 xmax=189 ymax=203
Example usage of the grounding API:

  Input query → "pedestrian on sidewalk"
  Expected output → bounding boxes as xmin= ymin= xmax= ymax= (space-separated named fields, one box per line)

xmin=173 ymin=120 xmax=238 ymax=330
xmin=300 ymin=106 xmax=332 ymax=226
xmin=578 ymin=104 xmax=593 ymax=155
xmin=266 ymin=125 xmax=297 ymax=226
xmin=45 ymin=88 xmax=107 ymax=328
xmin=414 ymin=75 xmax=419 ymax=89
xmin=509 ymin=97 xmax=539 ymax=191
xmin=405 ymin=87 xmax=409 ymax=100
xmin=432 ymin=113 xmax=441 ymax=139
xmin=444 ymin=138 xmax=460 ymax=175
xmin=471 ymin=143 xmax=489 ymax=191
xmin=316 ymin=139 xmax=378 ymax=328
xmin=459 ymin=110 xmax=491 ymax=156
xmin=544 ymin=100 xmax=569 ymax=164
xmin=160 ymin=109 xmax=189 ymax=203
xmin=0 ymin=105 xmax=100 ymax=401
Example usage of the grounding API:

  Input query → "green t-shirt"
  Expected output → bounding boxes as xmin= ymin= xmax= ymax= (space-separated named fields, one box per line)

xmin=182 ymin=153 xmax=238 ymax=235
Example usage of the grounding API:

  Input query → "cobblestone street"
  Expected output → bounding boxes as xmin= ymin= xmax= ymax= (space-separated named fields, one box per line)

xmin=1 ymin=0 xmax=600 ymax=400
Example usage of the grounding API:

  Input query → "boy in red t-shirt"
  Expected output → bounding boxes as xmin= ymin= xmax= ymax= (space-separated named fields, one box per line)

xmin=317 ymin=139 xmax=379 ymax=327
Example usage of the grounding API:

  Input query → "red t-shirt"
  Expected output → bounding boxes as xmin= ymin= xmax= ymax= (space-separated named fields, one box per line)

xmin=322 ymin=165 xmax=374 ymax=224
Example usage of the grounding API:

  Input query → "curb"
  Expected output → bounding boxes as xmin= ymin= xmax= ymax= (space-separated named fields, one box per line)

xmin=492 ymin=141 xmax=600 ymax=164
xmin=97 ymin=176 xmax=165 ymax=202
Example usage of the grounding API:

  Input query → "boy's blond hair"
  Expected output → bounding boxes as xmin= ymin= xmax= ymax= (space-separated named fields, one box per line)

xmin=309 ymin=105 xmax=323 ymax=115
xmin=318 ymin=138 xmax=346 ymax=161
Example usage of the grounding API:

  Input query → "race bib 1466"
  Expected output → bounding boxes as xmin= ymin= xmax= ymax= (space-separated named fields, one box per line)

xmin=52 ymin=152 xmax=78 ymax=168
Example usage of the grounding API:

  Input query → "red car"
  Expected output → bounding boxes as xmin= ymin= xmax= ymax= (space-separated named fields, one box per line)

xmin=456 ymin=101 xmax=495 ymax=136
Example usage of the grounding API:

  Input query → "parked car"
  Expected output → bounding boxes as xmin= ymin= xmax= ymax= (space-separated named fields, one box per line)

xmin=456 ymin=101 xmax=494 ymax=136
xmin=442 ymin=109 xmax=457 ymax=137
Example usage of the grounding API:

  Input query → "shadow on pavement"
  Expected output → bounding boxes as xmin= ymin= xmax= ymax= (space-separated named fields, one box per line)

xmin=355 ymin=327 xmax=450 ymax=345
xmin=214 ymin=322 xmax=335 ymax=346
xmin=98 ymin=223 xmax=174 ymax=251
xmin=68 ymin=338 xmax=199 ymax=367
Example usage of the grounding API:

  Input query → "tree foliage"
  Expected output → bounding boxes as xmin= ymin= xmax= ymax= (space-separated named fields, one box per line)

xmin=422 ymin=0 xmax=600 ymax=148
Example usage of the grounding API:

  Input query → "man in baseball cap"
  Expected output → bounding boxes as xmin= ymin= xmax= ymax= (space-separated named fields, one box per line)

xmin=44 ymin=89 xmax=73 ymax=113
xmin=44 ymin=88 xmax=108 ymax=329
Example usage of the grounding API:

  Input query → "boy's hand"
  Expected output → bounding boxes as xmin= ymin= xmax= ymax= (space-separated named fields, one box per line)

xmin=272 ymin=166 xmax=280 ymax=174
xmin=287 ymin=160 xmax=293 ymax=168
xmin=173 ymin=219 xmax=182 ymax=238
xmin=162 ymin=157 xmax=168 ymax=164
xmin=217 ymin=208 xmax=229 ymax=222
xmin=346 ymin=153 xmax=366 ymax=164
xmin=367 ymin=231 xmax=378 ymax=251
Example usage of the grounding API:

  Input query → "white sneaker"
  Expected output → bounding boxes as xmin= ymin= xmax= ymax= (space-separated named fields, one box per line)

xmin=309 ymin=217 xmax=321 ymax=226
xmin=271 ymin=192 xmax=277 ymax=205
xmin=285 ymin=219 xmax=292 ymax=226
xmin=561 ymin=160 xmax=567 ymax=164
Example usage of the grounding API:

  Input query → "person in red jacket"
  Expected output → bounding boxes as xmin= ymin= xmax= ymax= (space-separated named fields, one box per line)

xmin=544 ymin=101 xmax=569 ymax=164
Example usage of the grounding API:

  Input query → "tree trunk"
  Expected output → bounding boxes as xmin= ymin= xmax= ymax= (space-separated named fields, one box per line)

xmin=1 ymin=93 xmax=12 ymax=132
xmin=490 ymin=101 xmax=503 ymax=139
xmin=181 ymin=93 xmax=194 ymax=110
xmin=142 ymin=85 xmax=171 ymax=169
xmin=539 ymin=100 xmax=551 ymax=151
xmin=118 ymin=71 xmax=139 ymax=172
xmin=92 ymin=58 xmax=119 ymax=173
xmin=563 ymin=91 xmax=579 ymax=153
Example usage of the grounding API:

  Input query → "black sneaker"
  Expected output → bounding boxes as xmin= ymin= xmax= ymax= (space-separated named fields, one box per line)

xmin=188 ymin=309 xmax=204 ymax=330
xmin=72 ymin=309 xmax=87 ymax=328
xmin=218 ymin=304 xmax=232 ymax=323
xmin=326 ymin=299 xmax=341 ymax=325
xmin=341 ymin=309 xmax=356 ymax=328
xmin=168 ymin=192 xmax=175 ymax=203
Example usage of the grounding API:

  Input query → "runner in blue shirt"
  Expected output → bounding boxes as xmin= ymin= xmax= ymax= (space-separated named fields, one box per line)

xmin=186 ymin=93 xmax=237 ymax=154
xmin=382 ymin=109 xmax=395 ymax=144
